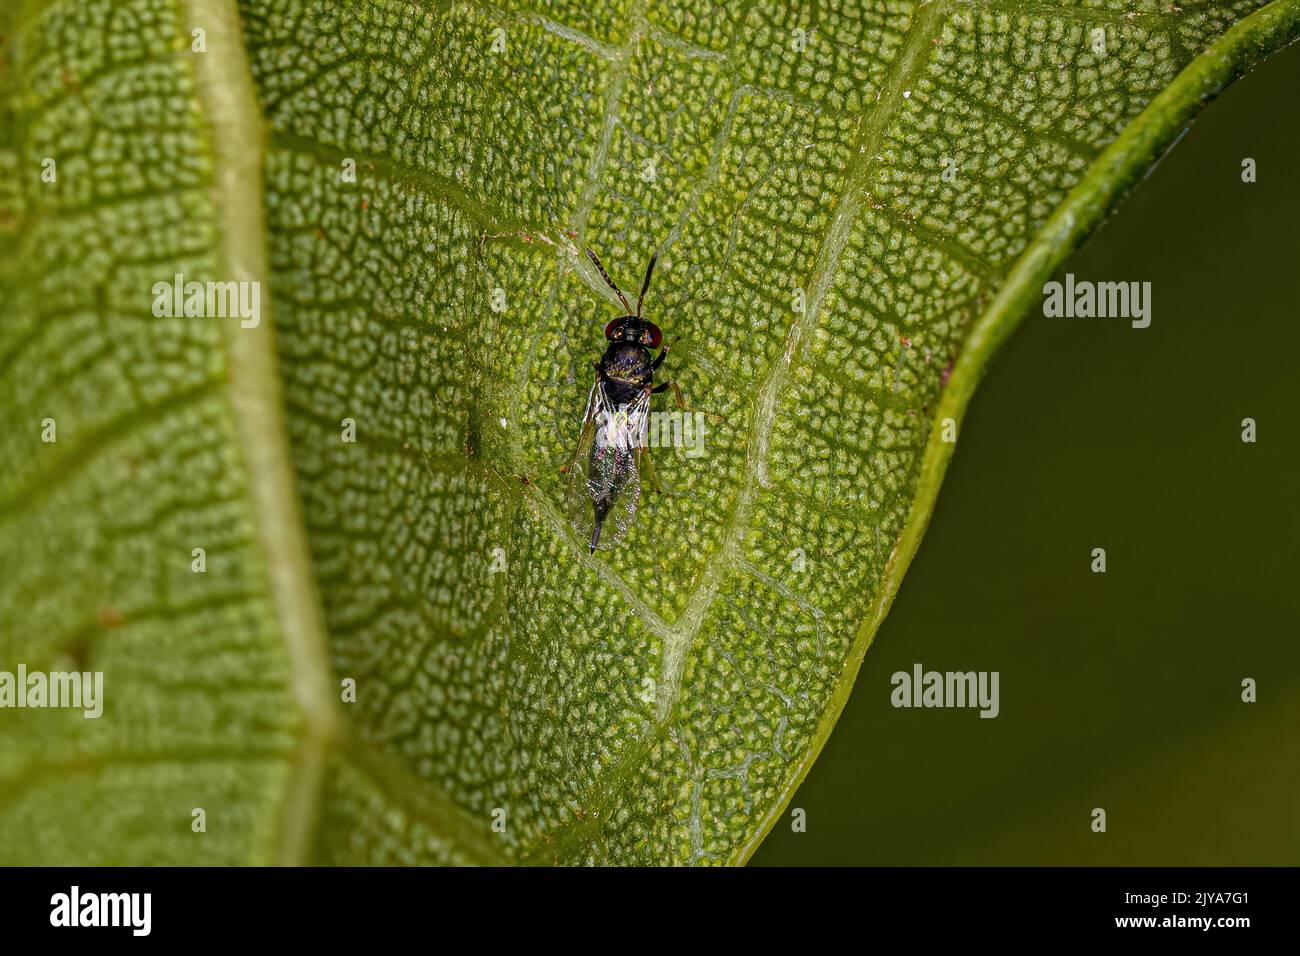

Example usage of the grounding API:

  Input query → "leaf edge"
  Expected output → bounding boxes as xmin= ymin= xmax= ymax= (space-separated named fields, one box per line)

xmin=734 ymin=0 xmax=1300 ymax=866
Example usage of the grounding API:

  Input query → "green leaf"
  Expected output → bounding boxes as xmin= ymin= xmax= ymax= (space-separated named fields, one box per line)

xmin=0 ymin=0 xmax=331 ymax=865
xmin=1 ymin=0 xmax=1297 ymax=865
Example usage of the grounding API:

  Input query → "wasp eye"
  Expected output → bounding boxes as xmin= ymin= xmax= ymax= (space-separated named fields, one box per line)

xmin=645 ymin=324 xmax=662 ymax=349
xmin=603 ymin=320 xmax=619 ymax=340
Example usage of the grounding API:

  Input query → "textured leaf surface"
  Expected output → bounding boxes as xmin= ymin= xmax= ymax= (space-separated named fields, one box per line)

xmin=0 ymin=0 xmax=1297 ymax=864
xmin=0 ymin=0 xmax=330 ymax=865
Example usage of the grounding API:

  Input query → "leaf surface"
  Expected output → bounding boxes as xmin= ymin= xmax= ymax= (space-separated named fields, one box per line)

xmin=1 ymin=0 xmax=1297 ymax=864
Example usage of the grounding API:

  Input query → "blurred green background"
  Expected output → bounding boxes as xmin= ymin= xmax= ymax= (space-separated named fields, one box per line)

xmin=755 ymin=40 xmax=1300 ymax=866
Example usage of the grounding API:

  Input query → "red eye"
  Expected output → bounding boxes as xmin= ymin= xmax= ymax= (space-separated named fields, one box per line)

xmin=644 ymin=324 xmax=662 ymax=348
xmin=604 ymin=320 xmax=619 ymax=340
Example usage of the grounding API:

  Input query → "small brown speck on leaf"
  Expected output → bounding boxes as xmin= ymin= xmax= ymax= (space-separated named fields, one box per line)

xmin=65 ymin=633 xmax=91 ymax=669
xmin=97 ymin=606 xmax=126 ymax=630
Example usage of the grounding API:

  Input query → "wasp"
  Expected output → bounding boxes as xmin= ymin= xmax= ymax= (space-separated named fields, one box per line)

xmin=562 ymin=247 xmax=691 ymax=553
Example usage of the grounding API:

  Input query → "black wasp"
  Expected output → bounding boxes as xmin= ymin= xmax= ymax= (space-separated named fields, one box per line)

xmin=562 ymin=247 xmax=691 ymax=553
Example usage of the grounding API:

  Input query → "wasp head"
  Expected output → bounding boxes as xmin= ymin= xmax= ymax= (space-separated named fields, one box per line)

xmin=603 ymin=316 xmax=662 ymax=349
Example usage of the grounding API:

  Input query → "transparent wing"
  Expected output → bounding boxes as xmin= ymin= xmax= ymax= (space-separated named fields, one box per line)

xmin=561 ymin=383 xmax=599 ymax=537
xmin=563 ymin=383 xmax=647 ymax=552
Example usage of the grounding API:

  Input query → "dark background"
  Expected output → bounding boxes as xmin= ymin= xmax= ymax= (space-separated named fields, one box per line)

xmin=755 ymin=40 xmax=1300 ymax=865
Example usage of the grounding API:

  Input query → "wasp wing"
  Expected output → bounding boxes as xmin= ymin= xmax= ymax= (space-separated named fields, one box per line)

xmin=561 ymin=382 xmax=598 ymax=537
xmin=563 ymin=382 xmax=647 ymax=552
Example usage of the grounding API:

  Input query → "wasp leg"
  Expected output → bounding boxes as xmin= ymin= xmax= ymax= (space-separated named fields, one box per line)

xmin=651 ymin=379 xmax=725 ymax=422
xmin=650 ymin=379 xmax=678 ymax=400
xmin=650 ymin=342 xmax=669 ymax=372
xmin=636 ymin=445 xmax=664 ymax=493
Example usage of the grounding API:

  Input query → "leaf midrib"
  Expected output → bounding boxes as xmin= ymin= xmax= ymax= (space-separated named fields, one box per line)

xmin=183 ymin=0 xmax=339 ymax=865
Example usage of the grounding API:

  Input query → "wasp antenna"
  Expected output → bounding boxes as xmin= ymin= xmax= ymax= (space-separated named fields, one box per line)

xmin=636 ymin=252 xmax=657 ymax=316
xmin=586 ymin=247 xmax=632 ymax=314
